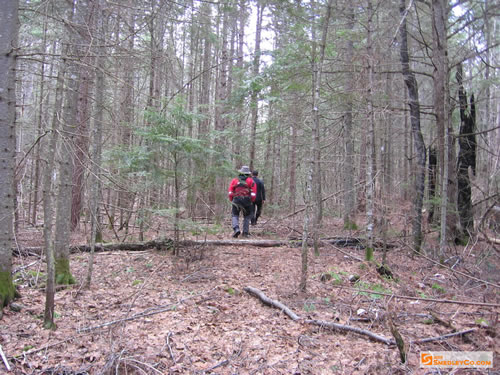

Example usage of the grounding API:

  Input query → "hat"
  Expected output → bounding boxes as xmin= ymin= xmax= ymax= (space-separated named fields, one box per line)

xmin=238 ymin=166 xmax=251 ymax=175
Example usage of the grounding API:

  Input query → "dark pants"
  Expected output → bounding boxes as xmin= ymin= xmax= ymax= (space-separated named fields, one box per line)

xmin=231 ymin=196 xmax=252 ymax=234
xmin=252 ymin=200 xmax=263 ymax=224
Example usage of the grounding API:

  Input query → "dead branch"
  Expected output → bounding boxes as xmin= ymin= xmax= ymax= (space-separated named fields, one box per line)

xmin=244 ymin=286 xmax=300 ymax=320
xmin=330 ymin=285 xmax=500 ymax=307
xmin=411 ymin=328 xmax=476 ymax=344
xmin=0 ymin=345 xmax=11 ymax=372
xmin=77 ymin=304 xmax=178 ymax=333
xmin=244 ymin=286 xmax=395 ymax=346
xmin=305 ymin=318 xmax=395 ymax=346
xmin=165 ymin=332 xmax=176 ymax=363
xmin=417 ymin=252 xmax=500 ymax=289
xmin=326 ymin=243 xmax=364 ymax=262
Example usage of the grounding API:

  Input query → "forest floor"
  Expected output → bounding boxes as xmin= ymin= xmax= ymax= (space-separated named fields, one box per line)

xmin=2 ymin=215 xmax=499 ymax=375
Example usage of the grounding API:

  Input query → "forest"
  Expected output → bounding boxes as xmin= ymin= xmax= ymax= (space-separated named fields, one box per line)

xmin=0 ymin=0 xmax=499 ymax=373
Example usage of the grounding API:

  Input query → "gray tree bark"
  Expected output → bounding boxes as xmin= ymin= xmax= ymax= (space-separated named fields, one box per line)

xmin=342 ymin=3 xmax=356 ymax=230
xmin=0 ymin=0 xmax=18 ymax=310
xmin=399 ymin=0 xmax=426 ymax=254
xmin=365 ymin=0 xmax=375 ymax=261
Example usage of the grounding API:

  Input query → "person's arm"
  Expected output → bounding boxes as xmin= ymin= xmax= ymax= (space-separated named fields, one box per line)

xmin=248 ymin=177 xmax=257 ymax=202
xmin=228 ymin=179 xmax=236 ymax=201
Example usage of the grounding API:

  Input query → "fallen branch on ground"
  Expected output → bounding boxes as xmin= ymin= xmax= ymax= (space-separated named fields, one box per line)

xmin=411 ymin=329 xmax=476 ymax=344
xmin=244 ymin=286 xmax=395 ymax=346
xmin=245 ymin=287 xmax=480 ymax=348
xmin=78 ymin=303 xmax=178 ymax=333
xmin=330 ymin=284 xmax=500 ymax=307
xmin=0 ymin=345 xmax=11 ymax=372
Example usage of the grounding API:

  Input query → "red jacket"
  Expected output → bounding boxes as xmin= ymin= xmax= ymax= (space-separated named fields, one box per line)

xmin=228 ymin=176 xmax=257 ymax=202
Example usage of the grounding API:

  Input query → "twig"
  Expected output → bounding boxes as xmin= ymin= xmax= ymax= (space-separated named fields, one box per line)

xmin=12 ymin=337 xmax=73 ymax=358
xmin=244 ymin=286 xmax=394 ymax=346
xmin=204 ymin=359 xmax=229 ymax=373
xmin=326 ymin=243 xmax=364 ymax=262
xmin=0 ymin=345 xmax=11 ymax=372
xmin=79 ymin=286 xmax=219 ymax=333
xmin=421 ymin=252 xmax=500 ymax=289
xmin=411 ymin=328 xmax=476 ymax=344
xmin=330 ymin=284 xmax=500 ymax=307
xmin=77 ymin=304 xmax=177 ymax=333
xmin=166 ymin=332 xmax=175 ymax=363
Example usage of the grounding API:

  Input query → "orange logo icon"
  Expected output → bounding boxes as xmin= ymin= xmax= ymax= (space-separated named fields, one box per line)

xmin=421 ymin=352 xmax=433 ymax=366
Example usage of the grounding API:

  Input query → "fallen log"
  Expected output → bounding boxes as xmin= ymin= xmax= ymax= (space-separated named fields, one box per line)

xmin=14 ymin=235 xmax=394 ymax=257
xmin=16 ymin=238 xmax=292 ymax=256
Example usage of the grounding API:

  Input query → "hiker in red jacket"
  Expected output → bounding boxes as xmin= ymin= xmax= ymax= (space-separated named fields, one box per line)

xmin=228 ymin=166 xmax=257 ymax=238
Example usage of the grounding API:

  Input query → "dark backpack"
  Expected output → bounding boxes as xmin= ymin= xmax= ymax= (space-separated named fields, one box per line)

xmin=233 ymin=175 xmax=251 ymax=197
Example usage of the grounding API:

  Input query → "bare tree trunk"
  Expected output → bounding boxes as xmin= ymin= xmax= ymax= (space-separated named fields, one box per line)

xmin=117 ymin=6 xmax=135 ymax=233
xmin=43 ymin=40 xmax=69 ymax=329
xmin=86 ymin=2 xmax=106 ymax=288
xmin=289 ymin=112 xmax=298 ymax=214
xmin=365 ymin=0 xmax=375 ymax=261
xmin=456 ymin=63 xmax=476 ymax=239
xmin=249 ymin=1 xmax=264 ymax=170
xmin=432 ymin=0 xmax=457 ymax=254
xmin=299 ymin=170 xmax=313 ymax=292
xmin=399 ymin=0 xmax=426 ymax=254
xmin=54 ymin=45 xmax=79 ymax=286
xmin=310 ymin=0 xmax=332 ymax=254
xmin=232 ymin=0 xmax=247 ymax=166
xmin=31 ymin=5 xmax=50 ymax=226
xmin=343 ymin=3 xmax=356 ymax=229
xmin=0 ymin=0 xmax=18 ymax=310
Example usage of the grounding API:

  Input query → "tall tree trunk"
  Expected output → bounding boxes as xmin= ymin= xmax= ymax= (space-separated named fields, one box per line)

xmin=310 ymin=0 xmax=332 ymax=254
xmin=456 ymin=63 xmax=476 ymax=239
xmin=86 ymin=1 xmax=106 ymax=288
xmin=299 ymin=169 xmax=313 ymax=292
xmin=31 ymin=5 xmax=50 ymax=226
xmin=399 ymin=0 xmax=426 ymax=254
xmin=365 ymin=0 xmax=375 ymax=261
xmin=232 ymin=0 xmax=247 ymax=166
xmin=343 ymin=3 xmax=356 ymax=229
xmin=432 ymin=0 xmax=457 ymax=253
xmin=43 ymin=40 xmax=69 ymax=329
xmin=117 ymin=7 xmax=135 ymax=233
xmin=428 ymin=146 xmax=438 ymax=223
xmin=0 ymin=0 xmax=18 ymax=310
xmin=54 ymin=44 xmax=79 ymax=286
xmin=249 ymin=1 xmax=264 ymax=170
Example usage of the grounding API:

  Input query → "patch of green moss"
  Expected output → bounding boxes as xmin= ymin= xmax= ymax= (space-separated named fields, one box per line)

xmin=343 ymin=220 xmax=358 ymax=231
xmin=55 ymin=258 xmax=76 ymax=285
xmin=0 ymin=271 xmax=16 ymax=307
xmin=365 ymin=247 xmax=374 ymax=261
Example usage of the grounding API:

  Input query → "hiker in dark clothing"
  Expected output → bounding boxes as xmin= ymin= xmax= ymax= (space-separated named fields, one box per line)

xmin=251 ymin=170 xmax=266 ymax=225
xmin=228 ymin=166 xmax=257 ymax=238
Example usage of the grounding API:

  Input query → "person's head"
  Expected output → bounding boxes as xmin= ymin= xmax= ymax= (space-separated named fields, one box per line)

xmin=252 ymin=170 xmax=258 ymax=177
xmin=238 ymin=165 xmax=251 ymax=176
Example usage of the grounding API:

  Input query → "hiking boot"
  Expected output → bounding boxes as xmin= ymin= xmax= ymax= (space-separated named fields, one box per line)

xmin=242 ymin=232 xmax=250 ymax=238
xmin=251 ymin=219 xmax=256 ymax=225
xmin=232 ymin=229 xmax=241 ymax=238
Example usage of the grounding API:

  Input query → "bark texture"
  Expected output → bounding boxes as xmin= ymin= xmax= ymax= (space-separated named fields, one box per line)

xmin=456 ymin=63 xmax=477 ymax=238
xmin=0 ymin=0 xmax=18 ymax=308
xmin=399 ymin=0 xmax=426 ymax=253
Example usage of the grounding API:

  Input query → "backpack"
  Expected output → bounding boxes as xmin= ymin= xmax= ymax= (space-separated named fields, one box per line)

xmin=233 ymin=175 xmax=251 ymax=198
